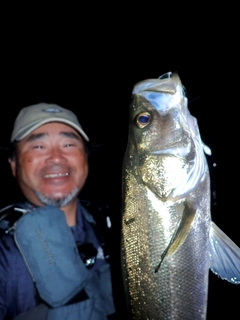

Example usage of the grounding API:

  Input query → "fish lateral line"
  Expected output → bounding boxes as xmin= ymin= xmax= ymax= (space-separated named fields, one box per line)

xmin=155 ymin=202 xmax=196 ymax=273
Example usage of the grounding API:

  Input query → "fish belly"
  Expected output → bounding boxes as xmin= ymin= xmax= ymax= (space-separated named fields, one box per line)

xmin=121 ymin=171 xmax=211 ymax=320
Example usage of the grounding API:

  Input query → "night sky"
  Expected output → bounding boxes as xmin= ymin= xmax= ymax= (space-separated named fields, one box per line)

xmin=1 ymin=14 xmax=239 ymax=319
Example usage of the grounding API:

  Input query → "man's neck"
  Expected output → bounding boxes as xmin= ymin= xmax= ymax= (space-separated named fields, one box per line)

xmin=60 ymin=199 xmax=78 ymax=227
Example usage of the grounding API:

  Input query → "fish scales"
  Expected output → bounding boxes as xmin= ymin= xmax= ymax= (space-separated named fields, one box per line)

xmin=121 ymin=72 xmax=240 ymax=319
xmin=122 ymin=148 xmax=210 ymax=319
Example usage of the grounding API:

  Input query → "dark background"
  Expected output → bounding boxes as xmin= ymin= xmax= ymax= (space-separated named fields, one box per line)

xmin=1 ymin=9 xmax=239 ymax=319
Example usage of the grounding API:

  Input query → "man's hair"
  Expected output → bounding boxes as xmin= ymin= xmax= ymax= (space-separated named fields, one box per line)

xmin=8 ymin=140 xmax=18 ymax=162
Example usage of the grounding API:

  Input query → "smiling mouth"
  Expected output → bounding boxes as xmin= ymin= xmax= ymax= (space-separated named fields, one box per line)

xmin=44 ymin=173 xmax=69 ymax=178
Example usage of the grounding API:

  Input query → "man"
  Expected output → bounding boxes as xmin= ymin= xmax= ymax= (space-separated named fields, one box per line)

xmin=0 ymin=103 xmax=117 ymax=319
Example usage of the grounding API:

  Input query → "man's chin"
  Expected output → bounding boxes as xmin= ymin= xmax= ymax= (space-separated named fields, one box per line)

xmin=35 ymin=188 xmax=79 ymax=208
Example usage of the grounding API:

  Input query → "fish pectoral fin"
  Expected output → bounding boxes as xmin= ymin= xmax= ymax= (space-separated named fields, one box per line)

xmin=155 ymin=203 xmax=196 ymax=272
xmin=209 ymin=221 xmax=240 ymax=284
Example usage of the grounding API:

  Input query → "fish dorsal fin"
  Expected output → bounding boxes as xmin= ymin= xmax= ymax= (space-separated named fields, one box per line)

xmin=209 ymin=221 xmax=240 ymax=284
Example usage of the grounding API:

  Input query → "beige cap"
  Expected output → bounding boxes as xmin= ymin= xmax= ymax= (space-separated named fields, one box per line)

xmin=11 ymin=103 xmax=89 ymax=142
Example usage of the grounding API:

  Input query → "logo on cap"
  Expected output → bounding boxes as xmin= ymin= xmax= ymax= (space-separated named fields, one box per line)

xmin=42 ymin=107 xmax=63 ymax=113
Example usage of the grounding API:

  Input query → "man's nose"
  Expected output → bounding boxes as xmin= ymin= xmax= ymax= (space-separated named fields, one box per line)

xmin=46 ymin=147 xmax=67 ymax=164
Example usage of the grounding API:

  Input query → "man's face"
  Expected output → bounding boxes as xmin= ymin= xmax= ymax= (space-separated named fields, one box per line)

xmin=9 ymin=122 xmax=89 ymax=207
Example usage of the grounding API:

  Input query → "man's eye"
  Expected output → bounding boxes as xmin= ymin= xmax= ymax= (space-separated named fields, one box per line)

xmin=65 ymin=143 xmax=74 ymax=147
xmin=33 ymin=145 xmax=43 ymax=149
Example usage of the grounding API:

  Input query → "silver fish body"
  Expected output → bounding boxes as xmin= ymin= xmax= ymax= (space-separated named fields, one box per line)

xmin=121 ymin=72 xmax=240 ymax=320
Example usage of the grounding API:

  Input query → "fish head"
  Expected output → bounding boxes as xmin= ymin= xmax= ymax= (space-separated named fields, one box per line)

xmin=124 ymin=72 xmax=208 ymax=200
xmin=130 ymin=72 xmax=191 ymax=154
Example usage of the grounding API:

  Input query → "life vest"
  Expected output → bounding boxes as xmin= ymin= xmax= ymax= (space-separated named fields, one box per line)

xmin=0 ymin=201 xmax=116 ymax=320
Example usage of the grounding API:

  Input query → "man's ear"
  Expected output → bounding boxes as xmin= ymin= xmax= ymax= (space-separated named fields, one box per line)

xmin=8 ymin=158 xmax=16 ymax=177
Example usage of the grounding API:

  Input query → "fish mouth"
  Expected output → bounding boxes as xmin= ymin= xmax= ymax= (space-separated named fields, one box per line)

xmin=151 ymin=144 xmax=191 ymax=158
xmin=44 ymin=172 xmax=69 ymax=178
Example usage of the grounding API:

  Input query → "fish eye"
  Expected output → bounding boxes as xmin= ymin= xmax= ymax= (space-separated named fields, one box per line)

xmin=136 ymin=112 xmax=151 ymax=128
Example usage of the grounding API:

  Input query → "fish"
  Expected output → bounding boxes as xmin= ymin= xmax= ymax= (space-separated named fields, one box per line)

xmin=121 ymin=72 xmax=240 ymax=320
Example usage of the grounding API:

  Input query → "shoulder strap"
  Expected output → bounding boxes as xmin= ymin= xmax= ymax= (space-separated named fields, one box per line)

xmin=0 ymin=202 xmax=33 ymax=235
xmin=80 ymin=200 xmax=112 ymax=262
